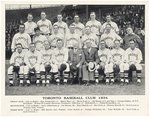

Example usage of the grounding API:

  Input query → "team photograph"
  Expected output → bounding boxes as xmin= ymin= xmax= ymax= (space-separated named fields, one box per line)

xmin=5 ymin=5 xmax=145 ymax=95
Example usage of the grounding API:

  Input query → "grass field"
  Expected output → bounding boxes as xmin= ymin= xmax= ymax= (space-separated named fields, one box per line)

xmin=5 ymin=60 xmax=145 ymax=95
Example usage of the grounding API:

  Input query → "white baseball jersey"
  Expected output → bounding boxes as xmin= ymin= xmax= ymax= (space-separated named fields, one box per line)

xmin=24 ymin=21 xmax=37 ymax=35
xmin=11 ymin=32 xmax=31 ymax=51
xmin=9 ymin=50 xmax=26 ymax=65
xmin=52 ymin=47 xmax=68 ymax=64
xmin=82 ymin=33 xmax=99 ymax=48
xmin=111 ymin=48 xmax=125 ymax=64
xmin=100 ymin=32 xmax=122 ymax=48
xmin=124 ymin=48 xmax=142 ymax=64
xmin=33 ymin=35 xmax=48 ymax=51
xmin=65 ymin=32 xmax=81 ymax=48
xmin=37 ymin=19 xmax=52 ymax=34
xmin=53 ymin=21 xmax=68 ymax=36
xmin=40 ymin=49 xmax=53 ymax=64
xmin=72 ymin=22 xmax=85 ymax=37
xmin=48 ymin=33 xmax=64 ymax=47
xmin=100 ymin=21 xmax=119 ymax=34
xmin=24 ymin=50 xmax=42 ymax=68
xmin=98 ymin=48 xmax=111 ymax=64
xmin=86 ymin=20 xmax=101 ymax=35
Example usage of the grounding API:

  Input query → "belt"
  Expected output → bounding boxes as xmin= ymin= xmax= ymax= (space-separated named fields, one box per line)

xmin=41 ymin=33 xmax=51 ymax=36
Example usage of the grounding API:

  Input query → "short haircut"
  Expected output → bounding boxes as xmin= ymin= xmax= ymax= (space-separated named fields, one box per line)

xmin=41 ymin=11 xmax=46 ymax=15
xmin=74 ymin=14 xmax=79 ymax=18
xmin=28 ymin=13 xmax=33 ymax=16
xmin=16 ymin=43 xmax=22 ymax=47
xmin=57 ymin=14 xmax=62 ymax=17
xmin=106 ymin=23 xmax=111 ymax=27
xmin=30 ymin=43 xmax=35 ymax=46
xmin=100 ymin=40 xmax=105 ymax=44
xmin=90 ymin=11 xmax=96 ymax=15
xmin=19 ymin=24 xmax=25 ymax=28
xmin=129 ymin=39 xmax=136 ymax=43
xmin=114 ymin=39 xmax=120 ymax=43
xmin=53 ymin=24 xmax=58 ymax=27
xmin=106 ymin=14 xmax=111 ymax=17
xmin=57 ymin=39 xmax=63 ymax=43
xmin=34 ymin=27 xmax=40 ymax=32
xmin=69 ymin=23 xmax=75 ymax=27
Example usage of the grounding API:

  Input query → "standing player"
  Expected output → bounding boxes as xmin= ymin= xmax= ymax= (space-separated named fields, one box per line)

xmin=81 ymin=26 xmax=99 ymax=48
xmin=11 ymin=24 xmax=31 ymax=52
xmin=100 ymin=24 xmax=122 ymax=49
xmin=53 ymin=14 xmax=68 ymax=38
xmin=65 ymin=24 xmax=81 ymax=50
xmin=37 ymin=11 xmax=53 ymax=38
xmin=8 ymin=43 xmax=26 ymax=86
xmin=86 ymin=12 xmax=101 ymax=36
xmin=100 ymin=14 xmax=119 ymax=34
xmin=95 ymin=40 xmax=111 ymax=85
xmin=40 ymin=41 xmax=58 ymax=86
xmin=33 ymin=27 xmax=47 ymax=51
xmin=52 ymin=39 xmax=70 ymax=85
xmin=124 ymin=39 xmax=143 ymax=85
xmin=48 ymin=24 xmax=64 ymax=49
xmin=72 ymin=15 xmax=85 ymax=38
xmin=24 ymin=13 xmax=37 ymax=39
xmin=110 ymin=39 xmax=125 ymax=85
xmin=24 ymin=43 xmax=42 ymax=86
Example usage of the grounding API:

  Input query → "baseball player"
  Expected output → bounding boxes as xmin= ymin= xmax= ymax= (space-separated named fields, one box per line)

xmin=24 ymin=13 xmax=37 ymax=39
xmin=124 ymin=39 xmax=143 ymax=85
xmin=82 ymin=40 xmax=99 ymax=86
xmin=48 ymin=24 xmax=64 ymax=49
xmin=24 ymin=43 xmax=42 ymax=86
xmin=86 ymin=12 xmax=101 ymax=36
xmin=11 ymin=24 xmax=31 ymax=52
xmin=100 ymin=24 xmax=122 ymax=49
xmin=65 ymin=24 xmax=81 ymax=50
xmin=33 ymin=27 xmax=48 ymax=51
xmin=53 ymin=14 xmax=68 ymax=38
xmin=40 ymin=41 xmax=58 ymax=86
xmin=8 ymin=43 xmax=26 ymax=86
xmin=72 ymin=15 xmax=85 ymax=38
xmin=94 ymin=40 xmax=111 ymax=85
xmin=37 ymin=11 xmax=53 ymax=38
xmin=68 ymin=43 xmax=84 ymax=85
xmin=52 ymin=39 xmax=70 ymax=85
xmin=110 ymin=39 xmax=125 ymax=85
xmin=81 ymin=26 xmax=99 ymax=48
xmin=100 ymin=14 xmax=119 ymax=34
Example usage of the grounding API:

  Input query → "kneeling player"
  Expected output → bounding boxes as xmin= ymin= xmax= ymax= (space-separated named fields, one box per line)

xmin=8 ymin=43 xmax=26 ymax=86
xmin=110 ymin=39 xmax=125 ymax=85
xmin=124 ymin=39 xmax=143 ymax=85
xmin=40 ymin=41 xmax=58 ymax=86
xmin=24 ymin=43 xmax=42 ymax=86
xmin=95 ymin=40 xmax=111 ymax=85
xmin=68 ymin=43 xmax=83 ymax=84
xmin=52 ymin=39 xmax=70 ymax=85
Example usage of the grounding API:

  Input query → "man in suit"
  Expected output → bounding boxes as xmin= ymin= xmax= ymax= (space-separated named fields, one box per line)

xmin=68 ymin=43 xmax=84 ymax=85
xmin=82 ymin=40 xmax=99 ymax=86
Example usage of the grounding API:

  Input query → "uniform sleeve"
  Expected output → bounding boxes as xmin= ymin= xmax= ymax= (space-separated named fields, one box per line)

xmin=95 ymin=35 xmax=99 ymax=47
xmin=95 ymin=49 xmax=99 ymax=63
xmin=107 ymin=50 xmax=112 ymax=63
xmin=114 ymin=22 xmax=119 ymax=33
xmin=11 ymin=34 xmax=16 ymax=52
xmin=37 ymin=52 xmax=42 ymax=64
xmin=100 ymin=23 xmax=105 ymax=34
xmin=37 ymin=21 xmax=40 ymax=27
xmin=49 ymin=20 xmax=53 ymax=34
xmin=64 ymin=23 xmax=69 ymax=35
xmin=124 ymin=50 xmax=129 ymax=63
xmin=98 ymin=22 xmax=102 ymax=35
xmin=136 ymin=35 xmax=143 ymax=48
xmin=63 ymin=48 xmax=69 ymax=63
xmin=27 ymin=34 xmax=31 ymax=48
xmin=137 ymin=49 xmax=143 ymax=63
xmin=9 ymin=53 xmax=15 ymax=65
xmin=100 ymin=34 xmax=104 ymax=41
xmin=116 ymin=33 xmax=123 ymax=43
xmin=24 ymin=52 xmax=31 ymax=67
xmin=43 ymin=35 xmax=48 ymax=42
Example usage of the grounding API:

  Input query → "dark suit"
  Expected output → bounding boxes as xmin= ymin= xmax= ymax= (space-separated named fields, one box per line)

xmin=82 ymin=47 xmax=99 ymax=81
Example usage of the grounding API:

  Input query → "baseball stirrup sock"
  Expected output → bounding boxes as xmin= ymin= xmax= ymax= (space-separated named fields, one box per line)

xmin=24 ymin=74 xmax=30 ymax=84
xmin=19 ymin=74 xmax=24 ymax=84
xmin=95 ymin=79 xmax=99 ymax=83
xmin=110 ymin=72 xmax=114 ymax=82
xmin=53 ymin=72 xmax=58 ymax=79
xmin=94 ymin=71 xmax=99 ymax=78
xmin=137 ymin=70 xmax=142 ymax=83
xmin=8 ymin=74 xmax=13 ymax=84
xmin=36 ymin=73 xmax=40 ymax=84
xmin=105 ymin=73 xmax=109 ymax=83
xmin=120 ymin=72 xmax=124 ymax=82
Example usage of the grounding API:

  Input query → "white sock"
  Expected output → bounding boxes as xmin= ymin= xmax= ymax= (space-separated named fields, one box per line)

xmin=56 ymin=79 xmax=60 ymax=82
xmin=95 ymin=79 xmax=99 ymax=83
xmin=137 ymin=79 xmax=141 ymax=83
xmin=64 ymin=79 xmax=67 ymax=83
xmin=20 ymin=80 xmax=23 ymax=84
xmin=46 ymin=80 xmax=50 ymax=84
xmin=106 ymin=79 xmax=109 ymax=83
xmin=121 ymin=79 xmax=124 ymax=82
xmin=42 ymin=80 xmax=46 ymax=84
xmin=10 ymin=80 xmax=13 ymax=84
xmin=125 ymin=79 xmax=129 ymax=83
xmin=27 ymin=80 xmax=30 ymax=84
xmin=36 ymin=80 xmax=40 ymax=84
xmin=111 ymin=79 xmax=114 ymax=82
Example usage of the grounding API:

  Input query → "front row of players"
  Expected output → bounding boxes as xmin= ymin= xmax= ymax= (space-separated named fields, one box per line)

xmin=8 ymin=39 xmax=143 ymax=86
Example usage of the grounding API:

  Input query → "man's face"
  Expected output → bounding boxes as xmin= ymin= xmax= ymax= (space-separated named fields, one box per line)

xmin=35 ymin=30 xmax=41 ymax=36
xmin=57 ymin=15 xmax=62 ymax=22
xmin=105 ymin=25 xmax=111 ymax=32
xmin=27 ymin=15 xmax=33 ymax=22
xmin=126 ymin=28 xmax=132 ymax=34
xmin=53 ymin=26 xmax=59 ymax=33
xmin=74 ymin=16 xmax=79 ymax=23
xmin=19 ymin=25 xmax=25 ymax=33
xmin=86 ymin=41 xmax=92 ymax=48
xmin=100 ymin=42 xmax=105 ymax=49
xmin=41 ymin=13 xmax=46 ymax=20
xmin=16 ymin=45 xmax=22 ymax=53
xmin=69 ymin=26 xmax=75 ymax=33
xmin=114 ymin=41 xmax=120 ymax=49
xmin=57 ymin=40 xmax=63 ymax=48
xmin=106 ymin=15 xmax=111 ymax=22
xmin=85 ymin=28 xmax=91 ymax=35
xmin=129 ymin=41 xmax=136 ymax=49
xmin=30 ymin=44 xmax=35 ymax=52
xmin=44 ymin=41 xmax=50 ymax=50
xmin=90 ymin=13 xmax=96 ymax=20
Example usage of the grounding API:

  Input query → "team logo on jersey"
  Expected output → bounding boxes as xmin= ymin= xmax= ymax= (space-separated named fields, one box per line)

xmin=29 ymin=56 xmax=37 ymax=66
xmin=55 ymin=53 xmax=64 ymax=63
xmin=128 ymin=53 xmax=138 ymax=61
xmin=16 ymin=37 xmax=28 ymax=42
xmin=14 ymin=56 xmax=24 ymax=65
xmin=99 ymin=54 xmax=107 ymax=62
xmin=112 ymin=53 xmax=122 ymax=62
xmin=43 ymin=53 xmax=52 ymax=62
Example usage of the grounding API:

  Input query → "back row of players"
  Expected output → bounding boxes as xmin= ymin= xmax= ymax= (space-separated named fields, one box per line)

xmin=8 ymin=12 xmax=143 ymax=86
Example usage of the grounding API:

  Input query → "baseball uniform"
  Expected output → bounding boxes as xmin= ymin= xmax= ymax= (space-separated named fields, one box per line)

xmin=72 ymin=22 xmax=85 ymax=37
xmin=24 ymin=21 xmax=37 ymax=36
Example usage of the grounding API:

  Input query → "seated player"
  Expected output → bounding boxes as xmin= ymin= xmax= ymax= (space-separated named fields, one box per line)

xmin=40 ymin=41 xmax=58 ymax=86
xmin=52 ymin=39 xmax=70 ymax=85
xmin=110 ymin=39 xmax=125 ymax=85
xmin=82 ymin=40 xmax=99 ymax=86
xmin=95 ymin=40 xmax=111 ymax=85
xmin=24 ymin=43 xmax=42 ymax=86
xmin=33 ymin=27 xmax=48 ymax=51
xmin=8 ymin=43 xmax=26 ymax=86
xmin=68 ymin=43 xmax=84 ymax=85
xmin=65 ymin=24 xmax=81 ymax=50
xmin=124 ymin=39 xmax=143 ymax=85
